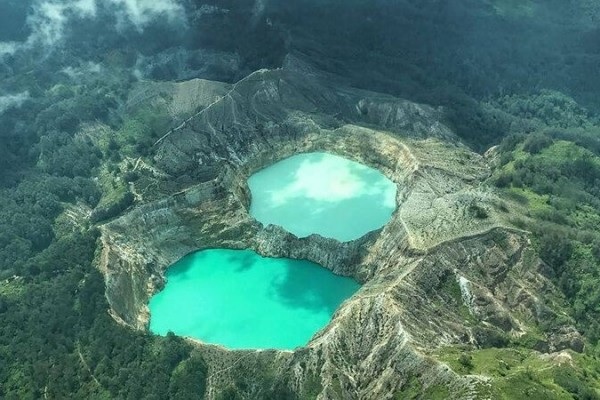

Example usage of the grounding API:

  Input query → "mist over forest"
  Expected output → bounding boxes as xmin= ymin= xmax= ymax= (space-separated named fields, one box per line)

xmin=3 ymin=1 xmax=600 ymax=399
xmin=2 ymin=0 xmax=600 ymax=177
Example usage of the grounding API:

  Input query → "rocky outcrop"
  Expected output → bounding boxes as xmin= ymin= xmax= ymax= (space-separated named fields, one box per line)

xmin=97 ymin=59 xmax=581 ymax=399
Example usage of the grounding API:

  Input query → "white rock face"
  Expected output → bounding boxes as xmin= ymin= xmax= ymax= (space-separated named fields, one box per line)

xmin=458 ymin=276 xmax=474 ymax=313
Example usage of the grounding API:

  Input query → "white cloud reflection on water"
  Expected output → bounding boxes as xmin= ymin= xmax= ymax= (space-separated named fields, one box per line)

xmin=249 ymin=153 xmax=397 ymax=241
xmin=268 ymin=153 xmax=396 ymax=209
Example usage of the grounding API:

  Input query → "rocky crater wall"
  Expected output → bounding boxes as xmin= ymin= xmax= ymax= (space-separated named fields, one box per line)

xmin=96 ymin=62 xmax=582 ymax=399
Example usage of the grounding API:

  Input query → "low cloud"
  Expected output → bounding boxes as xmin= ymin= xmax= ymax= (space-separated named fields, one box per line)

xmin=252 ymin=0 xmax=267 ymax=24
xmin=61 ymin=61 xmax=102 ymax=79
xmin=0 ymin=0 xmax=186 ymax=56
xmin=0 ymin=92 xmax=30 ymax=114
xmin=0 ymin=42 xmax=18 ymax=57
xmin=110 ymin=0 xmax=185 ymax=30
xmin=26 ymin=0 xmax=97 ymax=48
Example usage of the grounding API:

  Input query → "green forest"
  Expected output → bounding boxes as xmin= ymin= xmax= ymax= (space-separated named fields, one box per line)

xmin=2 ymin=0 xmax=600 ymax=398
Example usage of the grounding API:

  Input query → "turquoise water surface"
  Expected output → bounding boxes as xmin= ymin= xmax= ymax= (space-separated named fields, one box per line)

xmin=149 ymin=249 xmax=360 ymax=350
xmin=248 ymin=152 xmax=397 ymax=241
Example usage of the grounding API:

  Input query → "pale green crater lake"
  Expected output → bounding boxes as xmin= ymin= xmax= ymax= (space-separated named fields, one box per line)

xmin=149 ymin=249 xmax=360 ymax=350
xmin=248 ymin=152 xmax=397 ymax=242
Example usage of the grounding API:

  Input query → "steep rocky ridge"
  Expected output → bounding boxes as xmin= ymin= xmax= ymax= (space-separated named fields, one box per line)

xmin=97 ymin=58 xmax=581 ymax=399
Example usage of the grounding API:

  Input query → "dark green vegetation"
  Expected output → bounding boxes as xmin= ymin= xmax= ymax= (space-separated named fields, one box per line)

xmin=471 ymin=128 xmax=600 ymax=399
xmin=2 ymin=0 xmax=600 ymax=398
xmin=437 ymin=347 xmax=600 ymax=400
xmin=268 ymin=0 xmax=600 ymax=150
xmin=492 ymin=130 xmax=600 ymax=345
xmin=0 ymin=70 xmax=211 ymax=397
xmin=0 ymin=229 xmax=208 ymax=399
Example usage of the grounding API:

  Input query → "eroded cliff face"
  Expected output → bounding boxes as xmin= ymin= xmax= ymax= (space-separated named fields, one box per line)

xmin=97 ymin=57 xmax=581 ymax=399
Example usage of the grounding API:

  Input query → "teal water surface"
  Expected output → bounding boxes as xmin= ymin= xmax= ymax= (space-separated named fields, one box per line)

xmin=248 ymin=152 xmax=397 ymax=241
xmin=149 ymin=249 xmax=360 ymax=350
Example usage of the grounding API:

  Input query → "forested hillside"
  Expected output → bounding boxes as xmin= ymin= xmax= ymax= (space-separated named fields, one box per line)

xmin=2 ymin=0 xmax=600 ymax=398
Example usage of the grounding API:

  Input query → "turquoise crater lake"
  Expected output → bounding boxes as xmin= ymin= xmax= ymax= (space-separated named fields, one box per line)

xmin=149 ymin=249 xmax=360 ymax=350
xmin=248 ymin=152 xmax=397 ymax=242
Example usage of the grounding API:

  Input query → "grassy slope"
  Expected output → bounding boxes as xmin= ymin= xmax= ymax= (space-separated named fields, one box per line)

xmin=436 ymin=346 xmax=600 ymax=399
